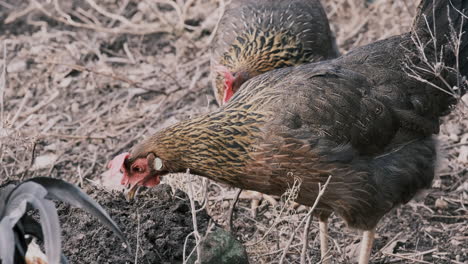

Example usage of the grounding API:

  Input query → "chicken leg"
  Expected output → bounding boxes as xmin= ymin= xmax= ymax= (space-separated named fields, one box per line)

xmin=358 ymin=229 xmax=375 ymax=264
xmin=240 ymin=190 xmax=278 ymax=217
xmin=319 ymin=218 xmax=331 ymax=264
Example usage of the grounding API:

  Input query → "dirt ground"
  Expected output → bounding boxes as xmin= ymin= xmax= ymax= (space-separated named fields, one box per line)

xmin=0 ymin=0 xmax=467 ymax=263
xmin=58 ymin=184 xmax=211 ymax=264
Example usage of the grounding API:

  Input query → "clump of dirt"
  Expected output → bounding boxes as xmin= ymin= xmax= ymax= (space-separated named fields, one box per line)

xmin=58 ymin=184 xmax=211 ymax=264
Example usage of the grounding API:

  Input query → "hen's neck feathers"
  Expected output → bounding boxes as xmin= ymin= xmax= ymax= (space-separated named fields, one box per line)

xmin=131 ymin=108 xmax=269 ymax=186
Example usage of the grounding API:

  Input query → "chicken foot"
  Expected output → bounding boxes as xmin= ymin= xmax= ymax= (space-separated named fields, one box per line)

xmin=240 ymin=190 xmax=278 ymax=218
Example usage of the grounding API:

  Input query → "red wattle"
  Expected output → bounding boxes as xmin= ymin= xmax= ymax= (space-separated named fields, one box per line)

xmin=223 ymin=87 xmax=234 ymax=103
xmin=222 ymin=70 xmax=235 ymax=104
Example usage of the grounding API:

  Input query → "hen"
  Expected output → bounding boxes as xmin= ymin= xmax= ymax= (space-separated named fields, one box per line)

xmin=108 ymin=0 xmax=467 ymax=263
xmin=210 ymin=0 xmax=339 ymax=105
xmin=210 ymin=0 xmax=339 ymax=214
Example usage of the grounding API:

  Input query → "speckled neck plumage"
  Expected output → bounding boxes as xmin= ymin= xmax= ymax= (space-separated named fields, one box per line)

xmin=220 ymin=27 xmax=317 ymax=75
xmin=211 ymin=0 xmax=339 ymax=104
xmin=132 ymin=108 xmax=269 ymax=187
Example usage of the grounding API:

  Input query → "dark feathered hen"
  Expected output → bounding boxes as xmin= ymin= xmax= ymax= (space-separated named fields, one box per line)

xmin=108 ymin=0 xmax=467 ymax=263
xmin=210 ymin=0 xmax=339 ymax=105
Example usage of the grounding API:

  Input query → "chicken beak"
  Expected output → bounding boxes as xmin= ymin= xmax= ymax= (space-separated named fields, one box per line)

xmin=125 ymin=184 xmax=140 ymax=201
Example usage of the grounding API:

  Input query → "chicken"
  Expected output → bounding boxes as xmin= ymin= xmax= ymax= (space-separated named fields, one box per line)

xmin=211 ymin=0 xmax=339 ymax=105
xmin=107 ymin=0 xmax=467 ymax=263
xmin=0 ymin=178 xmax=128 ymax=264
xmin=210 ymin=0 xmax=339 ymax=215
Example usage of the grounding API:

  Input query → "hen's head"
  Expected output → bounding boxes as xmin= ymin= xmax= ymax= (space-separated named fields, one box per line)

xmin=106 ymin=149 xmax=165 ymax=199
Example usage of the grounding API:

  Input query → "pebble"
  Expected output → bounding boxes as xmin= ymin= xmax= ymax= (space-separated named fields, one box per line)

xmin=7 ymin=59 xmax=27 ymax=73
xmin=434 ymin=198 xmax=449 ymax=210
xmin=32 ymin=154 xmax=58 ymax=170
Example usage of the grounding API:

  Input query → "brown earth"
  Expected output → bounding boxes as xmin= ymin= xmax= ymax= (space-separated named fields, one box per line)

xmin=58 ymin=184 xmax=211 ymax=264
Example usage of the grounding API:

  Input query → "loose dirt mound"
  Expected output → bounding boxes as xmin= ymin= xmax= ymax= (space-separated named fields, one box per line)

xmin=59 ymin=184 xmax=210 ymax=264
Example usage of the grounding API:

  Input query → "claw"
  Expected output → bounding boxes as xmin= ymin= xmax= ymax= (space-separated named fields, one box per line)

xmin=239 ymin=191 xmax=279 ymax=218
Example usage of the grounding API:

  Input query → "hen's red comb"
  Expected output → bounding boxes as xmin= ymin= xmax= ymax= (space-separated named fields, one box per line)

xmin=104 ymin=152 xmax=130 ymax=184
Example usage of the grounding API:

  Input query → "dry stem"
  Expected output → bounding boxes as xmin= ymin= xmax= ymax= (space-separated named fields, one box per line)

xmin=278 ymin=176 xmax=332 ymax=264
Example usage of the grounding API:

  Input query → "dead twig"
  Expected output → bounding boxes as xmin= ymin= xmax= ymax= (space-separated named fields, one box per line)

xmin=29 ymin=0 xmax=174 ymax=35
xmin=42 ymin=61 xmax=140 ymax=87
xmin=185 ymin=170 xmax=202 ymax=264
xmin=0 ymin=40 xmax=7 ymax=126
xmin=245 ymin=176 xmax=303 ymax=247
xmin=18 ymin=91 xmax=60 ymax=120
xmin=383 ymin=251 xmax=434 ymax=264
xmin=39 ymin=133 xmax=109 ymax=140
xmin=134 ymin=210 xmax=141 ymax=264
xmin=300 ymin=210 xmax=313 ymax=264
xmin=278 ymin=176 xmax=332 ymax=264
xmin=227 ymin=188 xmax=242 ymax=232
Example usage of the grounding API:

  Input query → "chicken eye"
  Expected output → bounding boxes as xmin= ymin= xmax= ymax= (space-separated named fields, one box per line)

xmin=132 ymin=166 xmax=143 ymax=173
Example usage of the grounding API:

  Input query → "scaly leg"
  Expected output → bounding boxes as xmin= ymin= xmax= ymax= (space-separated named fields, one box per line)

xmin=319 ymin=218 xmax=331 ymax=264
xmin=358 ymin=229 xmax=375 ymax=264
xmin=240 ymin=191 xmax=278 ymax=218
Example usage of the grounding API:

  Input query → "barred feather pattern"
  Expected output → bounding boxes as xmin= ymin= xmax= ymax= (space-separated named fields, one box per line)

xmin=130 ymin=0 xmax=466 ymax=230
xmin=210 ymin=0 xmax=338 ymax=104
xmin=130 ymin=66 xmax=436 ymax=230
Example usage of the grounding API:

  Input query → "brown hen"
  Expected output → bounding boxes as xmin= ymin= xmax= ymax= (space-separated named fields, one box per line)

xmin=210 ymin=0 xmax=339 ymax=105
xmin=108 ymin=0 xmax=467 ymax=263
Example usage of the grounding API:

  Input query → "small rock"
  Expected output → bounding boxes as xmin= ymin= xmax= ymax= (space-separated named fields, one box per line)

xmin=297 ymin=205 xmax=308 ymax=213
xmin=435 ymin=198 xmax=449 ymax=210
xmin=456 ymin=181 xmax=468 ymax=192
xmin=461 ymin=94 xmax=468 ymax=105
xmin=432 ymin=179 xmax=442 ymax=188
xmin=445 ymin=123 xmax=461 ymax=142
xmin=222 ymin=200 xmax=230 ymax=208
xmin=44 ymin=144 xmax=58 ymax=151
xmin=59 ymin=77 xmax=72 ymax=88
xmin=450 ymin=239 xmax=462 ymax=246
xmin=32 ymin=154 xmax=58 ymax=170
xmin=71 ymin=102 xmax=80 ymax=113
xmin=7 ymin=59 xmax=27 ymax=73
xmin=188 ymin=227 xmax=249 ymax=264
xmin=131 ymin=12 xmax=143 ymax=23
xmin=457 ymin=146 xmax=468 ymax=164
xmin=137 ymin=1 xmax=149 ymax=12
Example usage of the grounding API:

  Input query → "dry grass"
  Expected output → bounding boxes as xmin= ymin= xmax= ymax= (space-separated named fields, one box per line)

xmin=0 ymin=0 xmax=467 ymax=263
